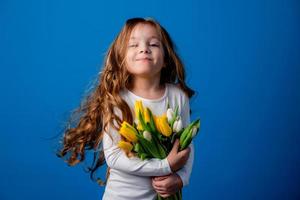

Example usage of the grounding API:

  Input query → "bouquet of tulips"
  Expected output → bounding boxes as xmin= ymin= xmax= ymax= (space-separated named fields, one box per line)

xmin=117 ymin=100 xmax=200 ymax=200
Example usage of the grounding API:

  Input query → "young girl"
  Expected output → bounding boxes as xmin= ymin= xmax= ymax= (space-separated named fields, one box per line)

xmin=58 ymin=17 xmax=195 ymax=200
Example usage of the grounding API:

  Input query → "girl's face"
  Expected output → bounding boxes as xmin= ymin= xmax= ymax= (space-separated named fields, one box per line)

xmin=125 ymin=23 xmax=164 ymax=79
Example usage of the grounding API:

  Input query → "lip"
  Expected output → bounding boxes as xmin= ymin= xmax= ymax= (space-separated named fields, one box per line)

xmin=136 ymin=57 xmax=152 ymax=61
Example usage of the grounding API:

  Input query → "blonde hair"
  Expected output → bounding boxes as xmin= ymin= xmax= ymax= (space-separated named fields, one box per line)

xmin=57 ymin=17 xmax=195 ymax=185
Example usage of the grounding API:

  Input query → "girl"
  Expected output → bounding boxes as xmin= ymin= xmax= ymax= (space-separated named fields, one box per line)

xmin=58 ymin=17 xmax=195 ymax=200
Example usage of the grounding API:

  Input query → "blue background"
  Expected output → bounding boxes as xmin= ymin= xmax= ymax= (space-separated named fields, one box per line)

xmin=1 ymin=0 xmax=300 ymax=199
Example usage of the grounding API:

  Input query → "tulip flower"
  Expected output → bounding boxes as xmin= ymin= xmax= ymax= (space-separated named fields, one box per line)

xmin=179 ymin=119 xmax=200 ymax=150
xmin=143 ymin=130 xmax=152 ymax=141
xmin=172 ymin=117 xmax=183 ymax=133
xmin=169 ymin=105 xmax=179 ymax=129
xmin=144 ymin=108 xmax=151 ymax=123
xmin=134 ymin=101 xmax=153 ymax=133
xmin=191 ymin=126 xmax=198 ymax=137
xmin=136 ymin=122 xmax=143 ymax=131
xmin=154 ymin=114 xmax=172 ymax=137
xmin=166 ymin=108 xmax=174 ymax=123
xmin=135 ymin=100 xmax=144 ymax=120
xmin=118 ymin=140 xmax=133 ymax=152
xmin=119 ymin=121 xmax=138 ymax=142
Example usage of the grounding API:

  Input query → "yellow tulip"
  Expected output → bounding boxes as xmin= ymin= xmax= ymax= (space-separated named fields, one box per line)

xmin=154 ymin=114 xmax=172 ymax=137
xmin=118 ymin=140 xmax=133 ymax=152
xmin=134 ymin=100 xmax=144 ymax=119
xmin=137 ymin=122 xmax=143 ymax=131
xmin=160 ymin=114 xmax=172 ymax=137
xmin=144 ymin=108 xmax=151 ymax=123
xmin=154 ymin=115 xmax=160 ymax=129
xmin=155 ymin=117 xmax=164 ymax=135
xmin=119 ymin=121 xmax=138 ymax=142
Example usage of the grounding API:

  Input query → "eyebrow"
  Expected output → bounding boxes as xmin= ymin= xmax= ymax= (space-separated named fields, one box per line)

xmin=129 ymin=36 xmax=160 ymax=40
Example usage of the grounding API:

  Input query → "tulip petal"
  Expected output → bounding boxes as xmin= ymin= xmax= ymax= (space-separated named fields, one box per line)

xmin=118 ymin=141 xmax=133 ymax=152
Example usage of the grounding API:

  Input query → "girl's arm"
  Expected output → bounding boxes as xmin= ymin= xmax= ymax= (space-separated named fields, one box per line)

xmin=175 ymin=142 xmax=194 ymax=186
xmin=103 ymin=130 xmax=172 ymax=177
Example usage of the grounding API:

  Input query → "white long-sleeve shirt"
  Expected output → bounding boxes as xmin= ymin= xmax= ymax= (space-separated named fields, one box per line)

xmin=102 ymin=83 xmax=194 ymax=200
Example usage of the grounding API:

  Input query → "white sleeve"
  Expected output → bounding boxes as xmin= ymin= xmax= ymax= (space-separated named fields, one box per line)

xmin=176 ymin=142 xmax=194 ymax=186
xmin=103 ymin=123 xmax=172 ymax=177
xmin=176 ymin=96 xmax=195 ymax=186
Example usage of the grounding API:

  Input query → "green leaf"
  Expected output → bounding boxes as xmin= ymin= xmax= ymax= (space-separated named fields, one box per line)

xmin=139 ymin=110 xmax=152 ymax=132
xmin=180 ymin=131 xmax=192 ymax=150
xmin=148 ymin=109 xmax=158 ymax=134
xmin=140 ymin=153 xmax=148 ymax=160
xmin=179 ymin=123 xmax=193 ymax=146
xmin=136 ymin=134 xmax=161 ymax=158
xmin=170 ymin=104 xmax=179 ymax=129
xmin=152 ymin=134 xmax=167 ymax=158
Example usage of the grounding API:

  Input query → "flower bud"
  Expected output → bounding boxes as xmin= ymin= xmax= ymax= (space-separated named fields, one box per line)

xmin=144 ymin=108 xmax=151 ymax=123
xmin=166 ymin=108 xmax=174 ymax=123
xmin=119 ymin=121 xmax=138 ymax=142
xmin=173 ymin=119 xmax=183 ymax=133
xmin=191 ymin=127 xmax=198 ymax=138
xmin=143 ymin=131 xmax=152 ymax=141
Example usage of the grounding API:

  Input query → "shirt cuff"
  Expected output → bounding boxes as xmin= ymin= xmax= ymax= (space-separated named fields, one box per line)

xmin=176 ymin=169 xmax=189 ymax=186
xmin=161 ymin=158 xmax=172 ymax=174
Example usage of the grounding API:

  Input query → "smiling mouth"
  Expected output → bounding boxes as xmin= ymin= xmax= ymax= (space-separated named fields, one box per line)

xmin=136 ymin=58 xmax=152 ymax=61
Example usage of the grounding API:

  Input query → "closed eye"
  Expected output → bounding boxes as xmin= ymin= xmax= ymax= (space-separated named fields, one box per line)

xmin=150 ymin=43 xmax=160 ymax=47
xmin=128 ymin=44 xmax=138 ymax=47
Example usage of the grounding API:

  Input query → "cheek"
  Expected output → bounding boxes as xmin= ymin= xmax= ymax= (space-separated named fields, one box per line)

xmin=125 ymin=52 xmax=131 ymax=64
xmin=126 ymin=51 xmax=135 ymax=62
xmin=157 ymin=52 xmax=165 ymax=65
xmin=125 ymin=53 xmax=134 ymax=71
xmin=156 ymin=49 xmax=164 ymax=61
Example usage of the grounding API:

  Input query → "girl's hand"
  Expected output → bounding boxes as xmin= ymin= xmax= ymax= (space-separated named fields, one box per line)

xmin=167 ymin=139 xmax=190 ymax=172
xmin=152 ymin=173 xmax=183 ymax=198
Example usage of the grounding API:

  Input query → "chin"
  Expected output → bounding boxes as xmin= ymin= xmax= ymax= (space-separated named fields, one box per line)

xmin=131 ymin=70 xmax=156 ymax=77
xmin=133 ymin=66 xmax=153 ymax=73
xmin=128 ymin=65 xmax=161 ymax=76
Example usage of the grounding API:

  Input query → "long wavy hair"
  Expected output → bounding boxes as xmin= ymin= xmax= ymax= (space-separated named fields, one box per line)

xmin=57 ymin=17 xmax=195 ymax=185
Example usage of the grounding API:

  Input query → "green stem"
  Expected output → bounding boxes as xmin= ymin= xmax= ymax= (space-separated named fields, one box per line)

xmin=179 ymin=189 xmax=182 ymax=200
xmin=157 ymin=194 xmax=163 ymax=200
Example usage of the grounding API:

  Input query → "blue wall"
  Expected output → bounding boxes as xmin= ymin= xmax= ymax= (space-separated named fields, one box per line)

xmin=1 ymin=0 xmax=299 ymax=199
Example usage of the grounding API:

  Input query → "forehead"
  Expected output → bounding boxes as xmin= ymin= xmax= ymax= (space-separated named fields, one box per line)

xmin=129 ymin=23 xmax=161 ymax=40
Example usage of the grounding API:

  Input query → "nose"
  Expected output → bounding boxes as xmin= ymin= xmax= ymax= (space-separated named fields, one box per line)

xmin=139 ymin=43 xmax=151 ymax=54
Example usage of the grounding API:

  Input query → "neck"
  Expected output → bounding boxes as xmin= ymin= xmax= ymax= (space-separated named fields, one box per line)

xmin=128 ymin=75 xmax=165 ymax=99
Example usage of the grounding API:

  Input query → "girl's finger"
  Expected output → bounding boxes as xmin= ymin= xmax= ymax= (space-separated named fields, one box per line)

xmin=152 ymin=180 xmax=164 ymax=189
xmin=153 ymin=181 xmax=170 ymax=192
xmin=154 ymin=175 xmax=169 ymax=181
xmin=159 ymin=193 xmax=171 ymax=198
xmin=170 ymin=139 xmax=180 ymax=154
xmin=152 ymin=183 xmax=167 ymax=193
xmin=154 ymin=187 xmax=167 ymax=194
xmin=179 ymin=146 xmax=190 ymax=155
